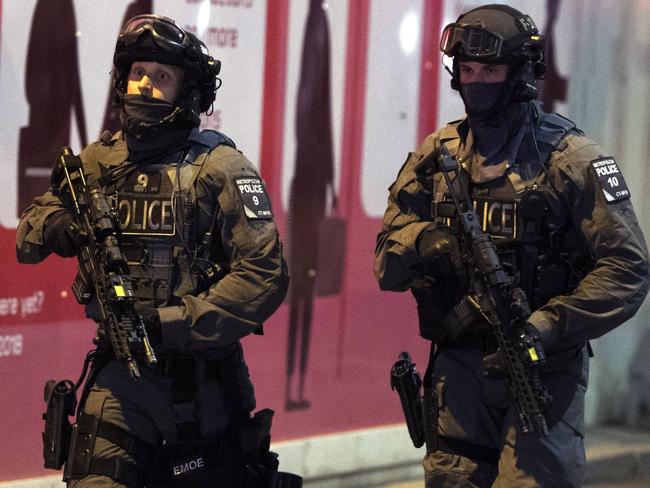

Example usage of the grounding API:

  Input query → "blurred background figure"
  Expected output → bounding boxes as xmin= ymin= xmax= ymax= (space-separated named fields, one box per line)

xmin=17 ymin=0 xmax=87 ymax=217
xmin=285 ymin=0 xmax=337 ymax=411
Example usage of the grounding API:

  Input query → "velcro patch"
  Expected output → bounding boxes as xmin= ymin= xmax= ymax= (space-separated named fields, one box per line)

xmin=234 ymin=177 xmax=273 ymax=219
xmin=115 ymin=194 xmax=175 ymax=236
xmin=590 ymin=157 xmax=631 ymax=203
xmin=126 ymin=172 xmax=160 ymax=193
xmin=170 ymin=454 xmax=207 ymax=479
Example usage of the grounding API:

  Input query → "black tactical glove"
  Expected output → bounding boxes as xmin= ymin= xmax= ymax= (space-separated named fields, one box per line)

xmin=415 ymin=224 xmax=464 ymax=279
xmin=43 ymin=210 xmax=82 ymax=257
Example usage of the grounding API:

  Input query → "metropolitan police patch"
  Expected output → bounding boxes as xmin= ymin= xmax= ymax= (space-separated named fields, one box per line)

xmin=590 ymin=157 xmax=631 ymax=203
xmin=234 ymin=177 xmax=273 ymax=219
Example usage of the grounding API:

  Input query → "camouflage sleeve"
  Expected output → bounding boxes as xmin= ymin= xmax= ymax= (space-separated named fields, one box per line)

xmin=157 ymin=148 xmax=289 ymax=350
xmin=374 ymin=139 xmax=438 ymax=292
xmin=528 ymin=136 xmax=650 ymax=347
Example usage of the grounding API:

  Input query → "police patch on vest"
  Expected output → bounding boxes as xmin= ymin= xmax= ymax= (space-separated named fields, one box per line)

xmin=234 ymin=177 xmax=273 ymax=219
xmin=590 ymin=157 xmax=631 ymax=203
xmin=442 ymin=195 xmax=518 ymax=239
xmin=116 ymin=194 xmax=176 ymax=236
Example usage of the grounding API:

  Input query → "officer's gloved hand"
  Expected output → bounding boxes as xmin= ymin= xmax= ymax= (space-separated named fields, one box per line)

xmin=416 ymin=224 xmax=464 ymax=280
xmin=43 ymin=210 xmax=82 ymax=257
xmin=136 ymin=306 xmax=162 ymax=345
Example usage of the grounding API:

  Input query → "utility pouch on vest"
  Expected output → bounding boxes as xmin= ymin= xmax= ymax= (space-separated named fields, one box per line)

xmin=156 ymin=438 xmax=235 ymax=488
xmin=239 ymin=409 xmax=303 ymax=488
xmin=42 ymin=379 xmax=76 ymax=469
xmin=532 ymin=262 xmax=570 ymax=309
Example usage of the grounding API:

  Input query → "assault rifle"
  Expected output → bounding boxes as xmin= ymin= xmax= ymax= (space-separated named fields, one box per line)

xmin=52 ymin=146 xmax=157 ymax=379
xmin=422 ymin=145 xmax=552 ymax=435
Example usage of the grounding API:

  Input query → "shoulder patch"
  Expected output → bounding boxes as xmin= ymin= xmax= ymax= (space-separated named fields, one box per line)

xmin=234 ymin=176 xmax=273 ymax=219
xmin=590 ymin=157 xmax=631 ymax=203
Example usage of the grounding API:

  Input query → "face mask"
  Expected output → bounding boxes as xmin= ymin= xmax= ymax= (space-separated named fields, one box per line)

xmin=460 ymin=81 xmax=507 ymax=116
xmin=120 ymin=94 xmax=195 ymax=162
xmin=121 ymin=94 xmax=181 ymax=140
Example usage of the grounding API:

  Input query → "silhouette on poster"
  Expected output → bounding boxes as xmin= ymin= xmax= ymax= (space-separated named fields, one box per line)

xmin=101 ymin=0 xmax=153 ymax=134
xmin=540 ymin=0 xmax=569 ymax=111
xmin=18 ymin=0 xmax=87 ymax=216
xmin=285 ymin=0 xmax=340 ymax=411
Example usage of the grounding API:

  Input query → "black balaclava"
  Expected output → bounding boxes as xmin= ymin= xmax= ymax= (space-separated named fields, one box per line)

xmin=466 ymin=97 xmax=528 ymax=178
xmin=119 ymin=93 xmax=196 ymax=163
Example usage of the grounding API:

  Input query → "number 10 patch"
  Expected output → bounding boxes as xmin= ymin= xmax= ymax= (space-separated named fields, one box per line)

xmin=234 ymin=176 xmax=273 ymax=219
xmin=590 ymin=157 xmax=631 ymax=203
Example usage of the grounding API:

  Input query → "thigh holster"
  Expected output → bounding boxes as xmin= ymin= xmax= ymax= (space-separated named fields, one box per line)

xmin=42 ymin=379 xmax=76 ymax=470
xmin=64 ymin=413 xmax=156 ymax=487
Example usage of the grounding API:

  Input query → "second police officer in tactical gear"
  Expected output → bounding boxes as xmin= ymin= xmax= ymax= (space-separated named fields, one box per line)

xmin=17 ymin=14 xmax=297 ymax=488
xmin=375 ymin=4 xmax=649 ymax=487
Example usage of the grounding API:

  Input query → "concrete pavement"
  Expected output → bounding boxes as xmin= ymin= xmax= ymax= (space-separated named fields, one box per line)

xmin=1 ymin=424 xmax=648 ymax=487
xmin=381 ymin=425 xmax=650 ymax=488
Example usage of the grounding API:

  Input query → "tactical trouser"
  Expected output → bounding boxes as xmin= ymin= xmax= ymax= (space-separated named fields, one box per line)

xmin=423 ymin=344 xmax=589 ymax=488
xmin=66 ymin=345 xmax=256 ymax=487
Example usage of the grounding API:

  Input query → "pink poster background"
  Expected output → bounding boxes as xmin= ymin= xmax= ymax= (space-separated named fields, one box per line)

xmin=0 ymin=0 xmax=443 ymax=481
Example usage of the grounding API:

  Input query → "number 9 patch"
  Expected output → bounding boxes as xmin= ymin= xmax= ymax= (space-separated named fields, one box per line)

xmin=590 ymin=157 xmax=631 ymax=203
xmin=234 ymin=176 xmax=273 ymax=219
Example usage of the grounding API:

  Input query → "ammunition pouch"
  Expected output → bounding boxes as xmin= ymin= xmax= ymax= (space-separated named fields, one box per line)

xmin=42 ymin=379 xmax=77 ymax=469
xmin=239 ymin=409 xmax=279 ymax=487
xmin=153 ymin=437 xmax=235 ymax=487
xmin=411 ymin=286 xmax=450 ymax=342
xmin=531 ymin=260 xmax=571 ymax=309
xmin=150 ymin=409 xmax=302 ymax=488
xmin=239 ymin=409 xmax=302 ymax=488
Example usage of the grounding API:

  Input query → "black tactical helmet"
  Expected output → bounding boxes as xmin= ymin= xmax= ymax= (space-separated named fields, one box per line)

xmin=112 ymin=14 xmax=221 ymax=116
xmin=440 ymin=4 xmax=545 ymax=99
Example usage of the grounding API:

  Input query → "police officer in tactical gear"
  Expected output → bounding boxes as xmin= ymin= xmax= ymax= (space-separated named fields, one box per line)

xmin=375 ymin=4 xmax=649 ymax=487
xmin=17 ymin=14 xmax=293 ymax=487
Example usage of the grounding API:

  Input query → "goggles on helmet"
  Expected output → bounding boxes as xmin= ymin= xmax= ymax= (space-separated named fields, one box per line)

xmin=119 ymin=14 xmax=188 ymax=54
xmin=440 ymin=23 xmax=504 ymax=58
